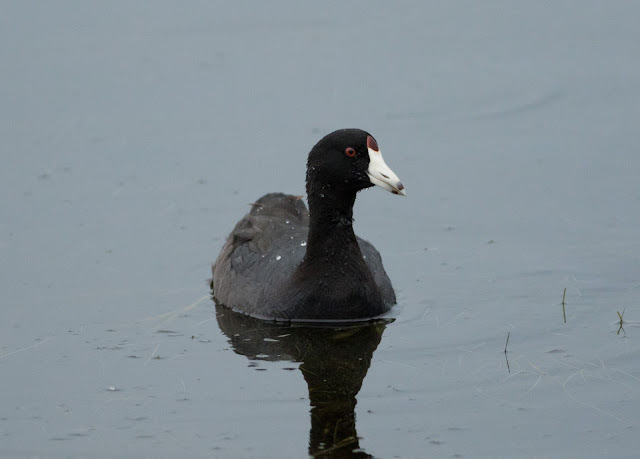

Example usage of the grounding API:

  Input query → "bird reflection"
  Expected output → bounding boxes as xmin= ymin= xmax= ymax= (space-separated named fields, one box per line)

xmin=215 ymin=304 xmax=391 ymax=458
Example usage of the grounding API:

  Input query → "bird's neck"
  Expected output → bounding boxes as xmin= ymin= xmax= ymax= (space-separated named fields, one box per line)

xmin=304 ymin=184 xmax=360 ymax=261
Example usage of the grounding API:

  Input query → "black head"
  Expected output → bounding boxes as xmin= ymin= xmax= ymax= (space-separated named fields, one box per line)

xmin=306 ymin=129 xmax=405 ymax=196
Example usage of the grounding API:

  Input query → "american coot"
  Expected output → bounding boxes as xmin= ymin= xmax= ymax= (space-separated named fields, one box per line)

xmin=211 ymin=129 xmax=405 ymax=321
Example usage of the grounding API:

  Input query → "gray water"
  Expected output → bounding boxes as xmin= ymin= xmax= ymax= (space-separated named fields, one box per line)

xmin=2 ymin=1 xmax=639 ymax=457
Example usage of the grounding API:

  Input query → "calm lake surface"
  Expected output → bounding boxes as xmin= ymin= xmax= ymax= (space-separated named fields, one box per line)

xmin=2 ymin=2 xmax=639 ymax=457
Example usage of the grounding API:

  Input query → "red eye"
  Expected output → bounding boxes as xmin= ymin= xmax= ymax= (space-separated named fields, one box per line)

xmin=345 ymin=147 xmax=356 ymax=157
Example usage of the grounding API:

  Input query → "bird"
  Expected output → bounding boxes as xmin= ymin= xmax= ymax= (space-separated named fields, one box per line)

xmin=211 ymin=128 xmax=405 ymax=321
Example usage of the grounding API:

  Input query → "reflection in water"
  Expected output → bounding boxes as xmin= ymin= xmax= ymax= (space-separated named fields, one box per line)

xmin=215 ymin=304 xmax=390 ymax=458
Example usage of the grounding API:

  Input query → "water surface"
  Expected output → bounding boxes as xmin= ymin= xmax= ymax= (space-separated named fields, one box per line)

xmin=1 ymin=1 xmax=639 ymax=456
